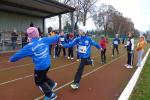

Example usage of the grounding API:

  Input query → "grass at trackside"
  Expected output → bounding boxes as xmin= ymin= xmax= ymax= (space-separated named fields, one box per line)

xmin=129 ymin=53 xmax=150 ymax=100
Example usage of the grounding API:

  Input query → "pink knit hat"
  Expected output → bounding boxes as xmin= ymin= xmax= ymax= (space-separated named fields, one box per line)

xmin=26 ymin=27 xmax=39 ymax=39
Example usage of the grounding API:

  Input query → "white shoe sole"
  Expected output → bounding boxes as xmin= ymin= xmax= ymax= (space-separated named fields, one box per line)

xmin=70 ymin=84 xmax=79 ymax=90
xmin=52 ymin=83 xmax=57 ymax=91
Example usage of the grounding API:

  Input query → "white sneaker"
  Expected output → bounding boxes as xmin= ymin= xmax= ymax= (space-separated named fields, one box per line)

xmin=71 ymin=57 xmax=74 ymax=60
xmin=126 ymin=65 xmax=133 ymax=69
xmin=76 ymin=59 xmax=80 ymax=62
xmin=91 ymin=59 xmax=94 ymax=67
xmin=70 ymin=83 xmax=79 ymax=89
xmin=112 ymin=55 xmax=114 ymax=57
xmin=68 ymin=57 xmax=70 ymax=59
xmin=124 ymin=64 xmax=128 ymax=67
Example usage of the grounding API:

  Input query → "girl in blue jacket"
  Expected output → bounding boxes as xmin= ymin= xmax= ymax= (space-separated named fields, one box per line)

xmin=9 ymin=27 xmax=59 ymax=100
xmin=62 ymin=28 xmax=101 ymax=89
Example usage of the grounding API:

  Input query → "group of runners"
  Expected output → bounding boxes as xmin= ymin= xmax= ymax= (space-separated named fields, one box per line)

xmin=8 ymin=25 xmax=146 ymax=100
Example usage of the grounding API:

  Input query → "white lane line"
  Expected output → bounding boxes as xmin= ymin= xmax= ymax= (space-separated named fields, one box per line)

xmin=118 ymin=48 xmax=150 ymax=100
xmin=0 ymin=47 xmax=124 ymax=86
xmin=0 ymin=54 xmax=99 ymax=86
xmin=0 ymin=63 xmax=33 ymax=72
xmin=0 ymin=46 xmax=111 ymax=69
xmin=0 ymin=55 xmax=100 ymax=86
xmin=0 ymin=57 xmax=61 ymax=72
xmin=0 ymin=75 xmax=33 ymax=86
xmin=0 ymin=61 xmax=77 ymax=86
xmin=34 ymin=54 xmax=126 ymax=100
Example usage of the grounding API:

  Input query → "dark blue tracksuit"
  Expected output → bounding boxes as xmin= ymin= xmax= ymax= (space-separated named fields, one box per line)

xmin=112 ymin=38 xmax=120 ymax=55
xmin=126 ymin=38 xmax=134 ymax=65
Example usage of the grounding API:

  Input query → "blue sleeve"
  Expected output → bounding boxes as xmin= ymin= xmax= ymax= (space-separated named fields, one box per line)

xmin=63 ymin=38 xmax=78 ymax=48
xmin=91 ymin=39 xmax=101 ymax=49
xmin=9 ymin=45 xmax=32 ymax=62
xmin=43 ymin=35 xmax=59 ymax=45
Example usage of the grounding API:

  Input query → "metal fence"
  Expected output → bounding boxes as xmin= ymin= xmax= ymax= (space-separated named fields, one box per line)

xmin=0 ymin=31 xmax=28 ymax=52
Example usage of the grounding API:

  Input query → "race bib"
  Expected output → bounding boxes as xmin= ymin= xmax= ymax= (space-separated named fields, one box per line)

xmin=78 ymin=46 xmax=87 ymax=53
xmin=114 ymin=41 xmax=118 ymax=45
xmin=60 ymin=38 xmax=64 ymax=42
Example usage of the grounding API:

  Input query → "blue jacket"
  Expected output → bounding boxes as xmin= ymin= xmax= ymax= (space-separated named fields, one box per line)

xmin=9 ymin=35 xmax=60 ymax=70
xmin=63 ymin=36 xmax=101 ymax=58
xmin=67 ymin=38 xmax=74 ymax=43
xmin=59 ymin=35 xmax=67 ymax=44
xmin=112 ymin=38 xmax=120 ymax=47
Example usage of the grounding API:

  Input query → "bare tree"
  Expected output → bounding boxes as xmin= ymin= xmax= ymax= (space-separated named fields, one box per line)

xmin=79 ymin=0 xmax=97 ymax=26
xmin=93 ymin=4 xmax=116 ymax=35
xmin=55 ymin=0 xmax=97 ymax=29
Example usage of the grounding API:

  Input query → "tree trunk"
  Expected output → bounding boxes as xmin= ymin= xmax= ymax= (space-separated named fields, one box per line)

xmin=83 ymin=12 xmax=87 ymax=26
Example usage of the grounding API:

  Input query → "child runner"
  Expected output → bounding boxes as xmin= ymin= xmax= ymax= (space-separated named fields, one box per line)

xmin=112 ymin=34 xmax=120 ymax=57
xmin=99 ymin=35 xmax=107 ymax=64
xmin=9 ymin=27 xmax=59 ymax=100
xmin=124 ymin=32 xmax=134 ymax=68
xmin=136 ymin=35 xmax=146 ymax=67
xmin=67 ymin=33 xmax=74 ymax=60
xmin=62 ymin=28 xmax=102 ymax=89
xmin=57 ymin=31 xmax=66 ymax=57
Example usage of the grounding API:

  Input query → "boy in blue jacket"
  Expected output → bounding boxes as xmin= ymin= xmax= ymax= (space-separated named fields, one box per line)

xmin=9 ymin=27 xmax=59 ymax=100
xmin=112 ymin=34 xmax=120 ymax=57
xmin=61 ymin=28 xmax=101 ymax=89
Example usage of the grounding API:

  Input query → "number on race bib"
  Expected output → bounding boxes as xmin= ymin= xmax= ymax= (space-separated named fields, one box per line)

xmin=78 ymin=46 xmax=87 ymax=53
xmin=114 ymin=41 xmax=118 ymax=45
xmin=60 ymin=38 xmax=64 ymax=42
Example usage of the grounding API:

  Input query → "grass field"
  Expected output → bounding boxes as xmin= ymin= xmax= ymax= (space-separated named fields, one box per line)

xmin=129 ymin=53 xmax=150 ymax=100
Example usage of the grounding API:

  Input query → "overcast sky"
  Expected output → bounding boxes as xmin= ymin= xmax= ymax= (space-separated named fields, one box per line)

xmin=46 ymin=0 xmax=150 ymax=32
xmin=97 ymin=0 xmax=150 ymax=32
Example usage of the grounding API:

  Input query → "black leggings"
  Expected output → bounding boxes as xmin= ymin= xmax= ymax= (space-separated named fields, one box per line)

xmin=74 ymin=57 xmax=92 ymax=84
xmin=68 ymin=47 xmax=74 ymax=57
xmin=57 ymin=46 xmax=66 ymax=57
xmin=112 ymin=46 xmax=119 ymax=55
xmin=101 ymin=48 xmax=106 ymax=62
xmin=34 ymin=67 xmax=55 ymax=97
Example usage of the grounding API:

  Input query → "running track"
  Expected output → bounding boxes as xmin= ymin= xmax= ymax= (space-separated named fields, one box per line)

xmin=0 ymin=45 xmax=148 ymax=100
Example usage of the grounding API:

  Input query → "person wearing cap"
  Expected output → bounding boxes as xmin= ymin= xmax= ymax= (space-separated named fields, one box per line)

xmin=9 ymin=27 xmax=59 ymax=100
xmin=61 ymin=27 xmax=102 ymax=89
xmin=136 ymin=35 xmax=146 ymax=67
xmin=112 ymin=34 xmax=120 ymax=57
xmin=99 ymin=35 xmax=108 ymax=64
xmin=124 ymin=32 xmax=134 ymax=68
